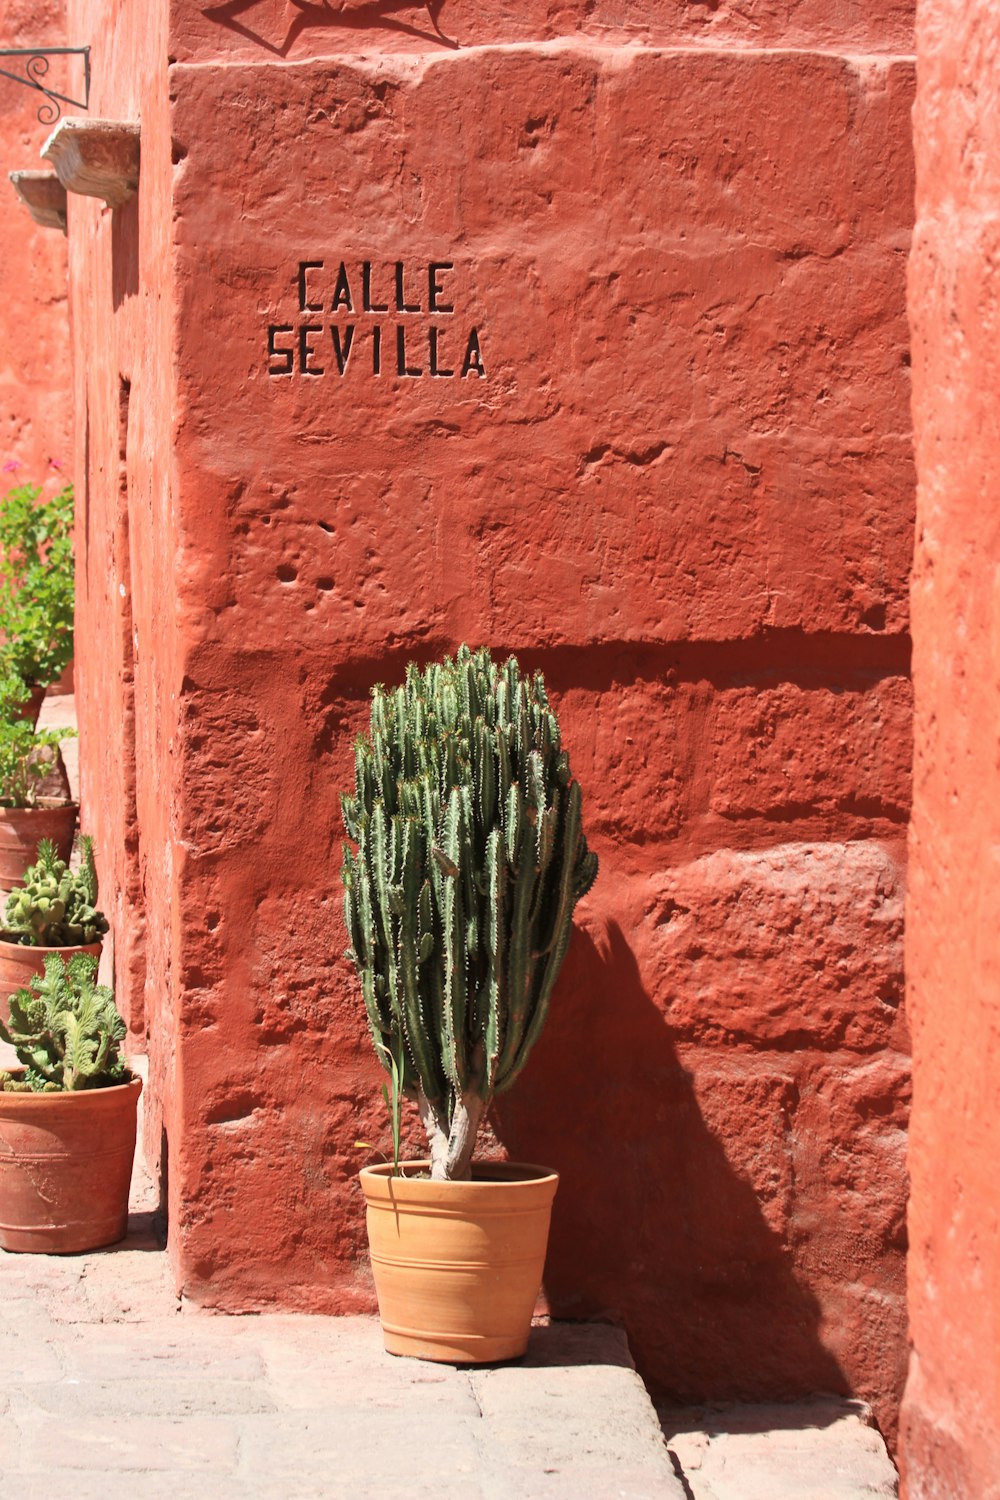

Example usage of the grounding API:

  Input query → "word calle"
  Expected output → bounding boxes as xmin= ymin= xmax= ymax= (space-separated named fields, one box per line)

xmin=266 ymin=259 xmax=486 ymax=381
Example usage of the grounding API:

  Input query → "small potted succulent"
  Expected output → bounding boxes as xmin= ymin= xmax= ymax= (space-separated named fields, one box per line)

xmin=0 ymin=672 xmax=77 ymax=887
xmin=342 ymin=645 xmax=597 ymax=1362
xmin=0 ymin=837 xmax=108 ymax=1010
xmin=0 ymin=951 xmax=140 ymax=1252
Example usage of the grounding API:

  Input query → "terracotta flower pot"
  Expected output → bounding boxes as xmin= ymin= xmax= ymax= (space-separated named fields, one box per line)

xmin=0 ymin=801 xmax=77 ymax=892
xmin=13 ymin=683 xmax=46 ymax=727
xmin=0 ymin=934 xmax=102 ymax=1022
xmin=0 ymin=1073 xmax=141 ymax=1253
xmin=359 ymin=1161 xmax=559 ymax=1364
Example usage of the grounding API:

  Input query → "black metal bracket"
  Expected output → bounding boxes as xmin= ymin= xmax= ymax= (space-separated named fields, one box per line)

xmin=0 ymin=47 xmax=90 ymax=126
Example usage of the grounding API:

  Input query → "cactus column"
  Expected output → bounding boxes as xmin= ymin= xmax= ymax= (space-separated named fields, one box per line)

xmin=342 ymin=645 xmax=597 ymax=1181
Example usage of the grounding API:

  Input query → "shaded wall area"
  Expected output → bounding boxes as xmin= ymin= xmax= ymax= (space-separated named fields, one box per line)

xmin=902 ymin=0 xmax=1000 ymax=1494
xmin=67 ymin=0 xmax=178 ymax=1226
xmin=0 ymin=0 xmax=72 ymax=481
xmin=147 ymin=2 xmax=916 ymax=1438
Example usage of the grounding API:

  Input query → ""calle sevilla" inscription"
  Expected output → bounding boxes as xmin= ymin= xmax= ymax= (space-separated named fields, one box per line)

xmin=267 ymin=260 xmax=486 ymax=381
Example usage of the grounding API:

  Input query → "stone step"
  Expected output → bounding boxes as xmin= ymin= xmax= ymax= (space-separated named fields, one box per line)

xmin=658 ymin=1396 xmax=898 ymax=1499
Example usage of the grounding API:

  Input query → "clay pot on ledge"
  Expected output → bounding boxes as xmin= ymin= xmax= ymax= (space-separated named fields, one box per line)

xmin=12 ymin=683 xmax=47 ymax=727
xmin=0 ymin=800 xmax=77 ymax=893
xmin=0 ymin=932 xmax=102 ymax=1020
xmin=359 ymin=1161 xmax=559 ymax=1363
xmin=0 ymin=1073 xmax=141 ymax=1253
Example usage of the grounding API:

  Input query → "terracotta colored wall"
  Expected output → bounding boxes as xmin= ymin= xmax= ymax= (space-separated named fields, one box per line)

xmin=71 ymin=0 xmax=916 ymax=1434
xmin=902 ymin=1 xmax=1000 ymax=1494
xmin=0 ymin=0 xmax=72 ymax=482
xmin=66 ymin=0 xmax=178 ymax=1219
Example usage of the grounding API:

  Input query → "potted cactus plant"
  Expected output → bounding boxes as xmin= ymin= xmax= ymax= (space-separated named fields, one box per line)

xmin=0 ymin=672 xmax=76 ymax=888
xmin=0 ymin=950 xmax=140 ymax=1252
xmin=342 ymin=644 xmax=597 ymax=1362
xmin=0 ymin=837 xmax=108 ymax=1012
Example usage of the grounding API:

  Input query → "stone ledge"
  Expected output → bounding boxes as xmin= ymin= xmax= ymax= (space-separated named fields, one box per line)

xmin=41 ymin=118 xmax=139 ymax=208
xmin=8 ymin=171 xmax=67 ymax=233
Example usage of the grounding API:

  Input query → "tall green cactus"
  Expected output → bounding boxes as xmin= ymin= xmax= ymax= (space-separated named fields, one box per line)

xmin=4 ymin=837 xmax=109 ymax=948
xmin=342 ymin=645 xmax=598 ymax=1180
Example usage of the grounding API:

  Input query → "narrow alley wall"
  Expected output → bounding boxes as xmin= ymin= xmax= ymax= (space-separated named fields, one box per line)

xmin=903 ymin=1 xmax=1000 ymax=1494
xmin=72 ymin=0 xmax=916 ymax=1436
xmin=0 ymin=1 xmax=71 ymax=481
xmin=67 ymin=0 xmax=177 ymax=1224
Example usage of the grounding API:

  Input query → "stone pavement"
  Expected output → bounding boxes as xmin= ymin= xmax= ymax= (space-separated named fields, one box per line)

xmin=0 ymin=1202 xmax=900 ymax=1500
xmin=0 ymin=1062 xmax=900 ymax=1500
xmin=0 ymin=1087 xmax=684 ymax=1500
xmin=0 ymin=1251 xmax=681 ymax=1500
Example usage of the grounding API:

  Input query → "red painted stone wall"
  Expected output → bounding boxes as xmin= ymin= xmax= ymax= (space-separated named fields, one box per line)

xmin=902 ymin=1 xmax=1000 ymax=1494
xmin=0 ymin=0 xmax=72 ymax=483
xmin=70 ymin=0 xmax=915 ymax=1436
xmin=66 ymin=0 xmax=179 ymax=1226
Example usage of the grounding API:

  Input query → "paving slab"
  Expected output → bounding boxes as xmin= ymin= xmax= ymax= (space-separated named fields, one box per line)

xmin=658 ymin=1396 xmax=899 ymax=1499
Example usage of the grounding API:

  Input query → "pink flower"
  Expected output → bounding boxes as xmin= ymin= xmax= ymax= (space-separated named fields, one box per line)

xmin=2 ymin=460 xmax=21 ymax=474
xmin=48 ymin=458 xmax=62 ymax=471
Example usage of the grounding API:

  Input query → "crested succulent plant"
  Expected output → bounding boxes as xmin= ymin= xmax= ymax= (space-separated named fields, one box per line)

xmin=0 ymin=950 xmax=128 ymax=1092
xmin=341 ymin=644 xmax=598 ymax=1181
xmin=4 ymin=836 xmax=109 ymax=948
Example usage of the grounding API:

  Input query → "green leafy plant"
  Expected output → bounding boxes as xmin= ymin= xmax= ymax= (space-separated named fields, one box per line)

xmin=0 ymin=672 xmax=74 ymax=807
xmin=341 ymin=644 xmax=598 ymax=1181
xmin=4 ymin=837 xmax=108 ymax=947
xmin=0 ymin=950 xmax=128 ymax=1093
xmin=0 ymin=482 xmax=74 ymax=690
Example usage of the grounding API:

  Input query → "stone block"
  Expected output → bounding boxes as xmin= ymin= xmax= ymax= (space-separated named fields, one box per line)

xmin=661 ymin=1396 xmax=898 ymax=1499
xmin=169 ymin=49 xmax=913 ymax=651
xmin=644 ymin=842 xmax=906 ymax=1049
xmin=9 ymin=1410 xmax=239 ymax=1472
xmin=169 ymin=1 xmax=916 ymax=64
xmin=793 ymin=1053 xmax=911 ymax=1261
xmin=707 ymin=678 xmax=912 ymax=821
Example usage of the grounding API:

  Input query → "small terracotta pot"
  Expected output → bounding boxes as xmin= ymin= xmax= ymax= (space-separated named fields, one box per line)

xmin=0 ymin=1073 xmax=141 ymax=1253
xmin=13 ymin=684 xmax=46 ymax=727
xmin=360 ymin=1161 xmax=559 ymax=1364
xmin=50 ymin=660 xmax=74 ymax=697
xmin=0 ymin=801 xmax=77 ymax=892
xmin=0 ymin=935 xmax=102 ymax=1022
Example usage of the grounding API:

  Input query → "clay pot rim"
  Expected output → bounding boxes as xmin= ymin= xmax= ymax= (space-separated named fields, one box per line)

xmin=0 ymin=933 xmax=103 ymax=953
xmin=360 ymin=1161 xmax=558 ymax=1188
xmin=0 ymin=1071 xmax=142 ymax=1107
xmin=0 ymin=798 xmax=78 ymax=812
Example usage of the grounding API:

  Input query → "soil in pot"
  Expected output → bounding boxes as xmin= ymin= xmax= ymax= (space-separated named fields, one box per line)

xmin=360 ymin=1161 xmax=559 ymax=1364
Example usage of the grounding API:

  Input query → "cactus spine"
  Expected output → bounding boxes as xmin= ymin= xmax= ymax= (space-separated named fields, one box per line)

xmin=342 ymin=645 xmax=598 ymax=1180
xmin=4 ymin=837 xmax=109 ymax=948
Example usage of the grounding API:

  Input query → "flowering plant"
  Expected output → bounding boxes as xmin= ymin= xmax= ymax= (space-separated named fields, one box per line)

xmin=0 ymin=481 xmax=74 ymax=691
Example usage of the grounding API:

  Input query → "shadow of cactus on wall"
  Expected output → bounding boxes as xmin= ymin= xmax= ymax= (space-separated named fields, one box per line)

xmin=491 ymin=912 xmax=851 ymax=1413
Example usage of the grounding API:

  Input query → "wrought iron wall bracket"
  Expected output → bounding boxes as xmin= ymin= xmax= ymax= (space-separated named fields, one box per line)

xmin=0 ymin=47 xmax=90 ymax=126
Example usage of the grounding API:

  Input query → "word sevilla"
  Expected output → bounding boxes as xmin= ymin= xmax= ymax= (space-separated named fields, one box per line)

xmin=267 ymin=260 xmax=486 ymax=380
